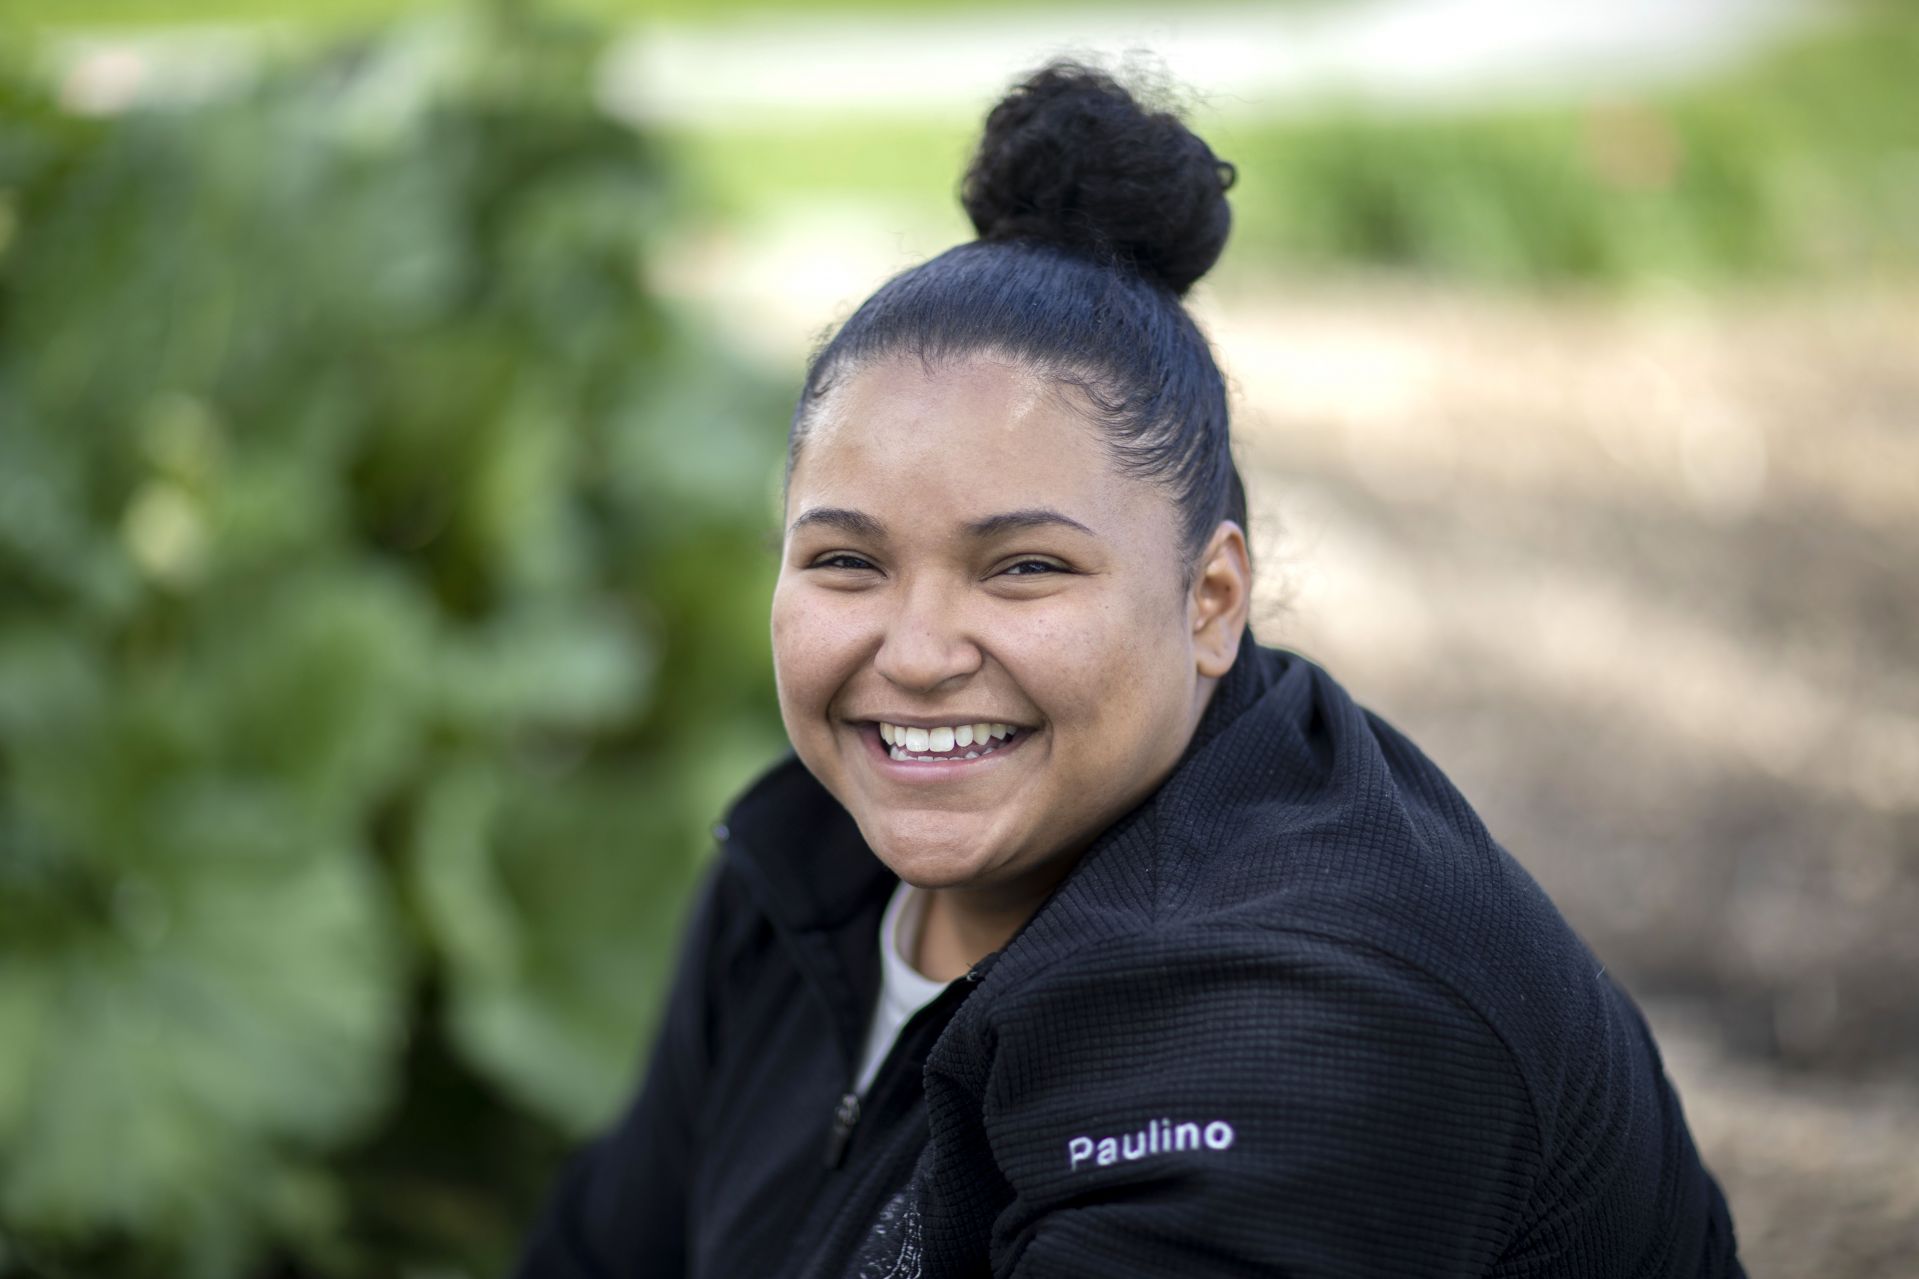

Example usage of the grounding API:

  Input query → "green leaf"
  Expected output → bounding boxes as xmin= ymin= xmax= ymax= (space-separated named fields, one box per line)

xmin=0 ymin=811 xmax=404 ymax=1274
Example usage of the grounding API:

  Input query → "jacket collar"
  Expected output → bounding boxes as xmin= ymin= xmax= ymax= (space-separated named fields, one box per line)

xmin=1182 ymin=623 xmax=1278 ymax=760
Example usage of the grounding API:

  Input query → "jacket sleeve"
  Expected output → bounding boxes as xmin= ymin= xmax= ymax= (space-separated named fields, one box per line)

xmin=979 ymin=926 xmax=1540 ymax=1278
xmin=512 ymin=853 xmax=729 ymax=1279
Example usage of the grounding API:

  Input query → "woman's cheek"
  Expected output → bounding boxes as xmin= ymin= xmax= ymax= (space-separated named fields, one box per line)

xmin=770 ymin=585 xmax=828 ymax=714
xmin=773 ymin=587 xmax=862 ymax=703
xmin=998 ymin=609 xmax=1105 ymax=722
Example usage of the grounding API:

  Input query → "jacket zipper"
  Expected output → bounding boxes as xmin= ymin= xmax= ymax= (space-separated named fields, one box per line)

xmin=823 ymin=1089 xmax=861 ymax=1169
xmin=717 ymin=817 xmax=1000 ymax=1268
xmin=819 ymin=960 xmax=986 ymax=1170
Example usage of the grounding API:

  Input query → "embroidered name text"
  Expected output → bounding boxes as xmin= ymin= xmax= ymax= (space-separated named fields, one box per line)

xmin=1066 ymin=1119 xmax=1235 ymax=1171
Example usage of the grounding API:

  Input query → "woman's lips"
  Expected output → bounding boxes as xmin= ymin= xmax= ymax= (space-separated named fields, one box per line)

xmin=857 ymin=721 xmax=1034 ymax=778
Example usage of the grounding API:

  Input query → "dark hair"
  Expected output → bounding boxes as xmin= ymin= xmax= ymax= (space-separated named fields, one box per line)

xmin=787 ymin=60 xmax=1247 ymax=581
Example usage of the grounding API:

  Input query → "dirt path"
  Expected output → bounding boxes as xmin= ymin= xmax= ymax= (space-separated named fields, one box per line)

xmin=1205 ymin=279 xmax=1919 ymax=1276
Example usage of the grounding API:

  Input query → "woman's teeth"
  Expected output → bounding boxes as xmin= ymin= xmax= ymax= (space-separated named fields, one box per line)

xmin=879 ymin=721 xmax=1018 ymax=761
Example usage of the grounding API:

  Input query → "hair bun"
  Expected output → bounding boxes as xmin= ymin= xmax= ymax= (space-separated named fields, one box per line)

xmin=960 ymin=60 xmax=1235 ymax=297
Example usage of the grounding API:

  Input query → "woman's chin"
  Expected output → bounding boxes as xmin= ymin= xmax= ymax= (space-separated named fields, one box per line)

xmin=864 ymin=818 xmax=1009 ymax=888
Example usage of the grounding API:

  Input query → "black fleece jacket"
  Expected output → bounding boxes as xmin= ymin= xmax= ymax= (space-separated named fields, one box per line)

xmin=514 ymin=631 xmax=1742 ymax=1278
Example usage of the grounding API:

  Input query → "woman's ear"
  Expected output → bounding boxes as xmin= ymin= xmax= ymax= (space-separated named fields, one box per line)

xmin=1189 ymin=521 xmax=1251 ymax=678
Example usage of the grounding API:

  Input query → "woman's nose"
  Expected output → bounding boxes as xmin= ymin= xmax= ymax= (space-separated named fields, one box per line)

xmin=871 ymin=583 xmax=982 ymax=693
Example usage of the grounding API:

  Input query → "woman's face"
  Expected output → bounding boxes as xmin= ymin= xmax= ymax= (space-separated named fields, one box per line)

xmin=771 ymin=352 xmax=1230 ymax=901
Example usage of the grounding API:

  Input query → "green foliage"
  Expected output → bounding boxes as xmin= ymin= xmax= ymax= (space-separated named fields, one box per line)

xmin=7 ymin=0 xmax=1180 ymax=40
xmin=1218 ymin=5 xmax=1919 ymax=285
xmin=654 ymin=3 xmax=1919 ymax=289
xmin=0 ymin=7 xmax=788 ymax=1275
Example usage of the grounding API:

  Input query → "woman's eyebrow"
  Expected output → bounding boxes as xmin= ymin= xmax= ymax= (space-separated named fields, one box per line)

xmin=788 ymin=507 xmax=887 ymax=539
xmin=788 ymin=507 xmax=1097 ymax=540
xmin=964 ymin=508 xmax=1098 ymax=539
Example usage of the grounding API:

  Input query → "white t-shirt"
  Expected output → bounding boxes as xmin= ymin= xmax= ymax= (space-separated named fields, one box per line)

xmin=852 ymin=878 xmax=950 ymax=1097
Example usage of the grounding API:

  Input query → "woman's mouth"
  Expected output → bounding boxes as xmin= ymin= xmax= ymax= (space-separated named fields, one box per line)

xmin=862 ymin=720 xmax=1032 ymax=768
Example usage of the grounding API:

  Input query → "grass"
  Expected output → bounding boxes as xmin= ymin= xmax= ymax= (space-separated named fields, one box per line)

xmin=4 ymin=0 xmax=1197 ymax=36
xmin=13 ymin=0 xmax=1916 ymax=286
xmin=651 ymin=2 xmax=1919 ymax=287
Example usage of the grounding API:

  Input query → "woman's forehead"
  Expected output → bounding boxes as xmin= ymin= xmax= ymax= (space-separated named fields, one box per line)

xmin=810 ymin=353 xmax=1056 ymax=434
xmin=785 ymin=354 xmax=1186 ymax=563
xmin=795 ymin=355 xmax=1107 ymax=493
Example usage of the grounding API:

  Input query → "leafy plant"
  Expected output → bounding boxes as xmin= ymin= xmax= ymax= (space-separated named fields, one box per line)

xmin=0 ymin=7 xmax=788 ymax=1275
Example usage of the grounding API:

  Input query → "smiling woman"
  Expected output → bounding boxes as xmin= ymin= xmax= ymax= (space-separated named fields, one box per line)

xmin=515 ymin=61 xmax=1743 ymax=1279
xmin=772 ymin=352 xmax=1246 ymax=983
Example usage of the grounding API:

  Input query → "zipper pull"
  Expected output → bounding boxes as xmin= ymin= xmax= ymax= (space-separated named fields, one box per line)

xmin=823 ymin=1090 xmax=861 ymax=1169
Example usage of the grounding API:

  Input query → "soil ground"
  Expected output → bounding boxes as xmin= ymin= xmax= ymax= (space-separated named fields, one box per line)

xmin=1204 ymin=279 xmax=1919 ymax=1277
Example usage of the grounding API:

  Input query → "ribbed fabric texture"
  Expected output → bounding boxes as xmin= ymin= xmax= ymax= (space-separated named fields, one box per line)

xmin=513 ymin=631 xmax=1742 ymax=1279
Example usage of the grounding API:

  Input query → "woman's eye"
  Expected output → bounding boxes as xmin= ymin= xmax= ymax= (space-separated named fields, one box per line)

xmin=1001 ymin=559 xmax=1064 ymax=577
xmin=811 ymin=553 xmax=877 ymax=571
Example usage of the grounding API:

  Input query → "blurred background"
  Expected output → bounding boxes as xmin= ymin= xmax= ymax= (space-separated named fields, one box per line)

xmin=0 ymin=0 xmax=1913 ymax=1275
